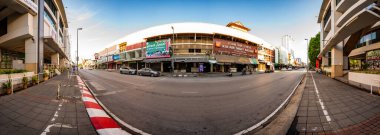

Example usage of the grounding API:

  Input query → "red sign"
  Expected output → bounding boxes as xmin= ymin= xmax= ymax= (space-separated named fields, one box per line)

xmin=213 ymin=38 xmax=257 ymax=58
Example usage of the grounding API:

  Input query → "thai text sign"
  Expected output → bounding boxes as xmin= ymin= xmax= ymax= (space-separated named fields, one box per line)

xmin=213 ymin=38 xmax=257 ymax=58
xmin=146 ymin=39 xmax=170 ymax=59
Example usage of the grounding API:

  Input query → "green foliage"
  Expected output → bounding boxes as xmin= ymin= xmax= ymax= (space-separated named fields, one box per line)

xmin=32 ymin=76 xmax=38 ymax=84
xmin=0 ymin=69 xmax=28 ymax=74
xmin=43 ymin=72 xmax=49 ymax=78
xmin=22 ymin=76 xmax=28 ymax=84
xmin=308 ymin=33 xmax=320 ymax=68
xmin=2 ymin=79 xmax=12 ymax=89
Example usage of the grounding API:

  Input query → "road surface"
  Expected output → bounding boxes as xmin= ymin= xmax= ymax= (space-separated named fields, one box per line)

xmin=79 ymin=69 xmax=305 ymax=135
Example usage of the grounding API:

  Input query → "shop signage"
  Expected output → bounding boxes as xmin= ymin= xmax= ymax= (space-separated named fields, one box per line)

xmin=113 ymin=54 xmax=120 ymax=60
xmin=213 ymin=38 xmax=257 ymax=58
xmin=146 ymin=39 xmax=170 ymax=59
xmin=119 ymin=42 xmax=127 ymax=52
xmin=367 ymin=50 xmax=380 ymax=60
xmin=16 ymin=0 xmax=38 ymax=15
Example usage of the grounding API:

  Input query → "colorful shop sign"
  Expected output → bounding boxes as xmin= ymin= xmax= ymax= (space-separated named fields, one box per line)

xmin=146 ymin=39 xmax=171 ymax=59
xmin=213 ymin=38 xmax=257 ymax=58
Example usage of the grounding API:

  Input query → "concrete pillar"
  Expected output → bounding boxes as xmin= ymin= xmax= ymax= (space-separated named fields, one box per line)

xmin=331 ymin=43 xmax=344 ymax=78
xmin=25 ymin=38 xmax=38 ymax=73
xmin=221 ymin=65 xmax=225 ymax=73
xmin=51 ymin=53 xmax=59 ymax=67
xmin=210 ymin=63 xmax=213 ymax=72
xmin=160 ymin=62 xmax=163 ymax=72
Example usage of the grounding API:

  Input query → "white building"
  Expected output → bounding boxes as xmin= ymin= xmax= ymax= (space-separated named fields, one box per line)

xmin=0 ymin=0 xmax=71 ymax=73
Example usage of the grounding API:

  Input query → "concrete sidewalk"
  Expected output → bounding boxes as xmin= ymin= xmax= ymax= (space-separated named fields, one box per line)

xmin=0 ymin=71 xmax=96 ymax=135
xmin=288 ymin=72 xmax=380 ymax=134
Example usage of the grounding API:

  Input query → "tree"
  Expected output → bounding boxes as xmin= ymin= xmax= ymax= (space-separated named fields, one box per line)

xmin=308 ymin=32 xmax=320 ymax=68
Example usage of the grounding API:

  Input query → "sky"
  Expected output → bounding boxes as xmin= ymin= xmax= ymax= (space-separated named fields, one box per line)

xmin=63 ymin=0 xmax=322 ymax=63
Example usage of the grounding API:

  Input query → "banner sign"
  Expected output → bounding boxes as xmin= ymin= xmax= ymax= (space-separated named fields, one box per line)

xmin=146 ymin=39 xmax=170 ymax=59
xmin=213 ymin=38 xmax=257 ymax=58
xmin=113 ymin=54 xmax=120 ymax=60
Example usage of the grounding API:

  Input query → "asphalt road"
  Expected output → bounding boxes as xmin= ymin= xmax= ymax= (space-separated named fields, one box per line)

xmin=79 ymin=69 xmax=305 ymax=135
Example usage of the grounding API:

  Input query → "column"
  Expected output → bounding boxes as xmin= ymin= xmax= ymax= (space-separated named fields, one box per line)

xmin=221 ymin=65 xmax=225 ymax=73
xmin=51 ymin=53 xmax=59 ymax=67
xmin=25 ymin=38 xmax=38 ymax=73
xmin=210 ymin=63 xmax=213 ymax=73
xmin=331 ymin=43 xmax=343 ymax=78
xmin=160 ymin=62 xmax=163 ymax=72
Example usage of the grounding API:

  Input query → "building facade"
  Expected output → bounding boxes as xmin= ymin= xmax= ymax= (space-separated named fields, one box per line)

xmin=95 ymin=22 xmax=275 ymax=73
xmin=318 ymin=0 xmax=379 ymax=78
xmin=0 ymin=0 xmax=71 ymax=73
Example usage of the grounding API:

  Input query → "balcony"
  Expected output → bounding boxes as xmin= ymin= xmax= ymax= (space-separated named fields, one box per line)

xmin=336 ymin=0 xmax=358 ymax=13
xmin=318 ymin=3 xmax=380 ymax=57
xmin=323 ymin=17 xmax=332 ymax=32
xmin=336 ymin=0 xmax=377 ymax=27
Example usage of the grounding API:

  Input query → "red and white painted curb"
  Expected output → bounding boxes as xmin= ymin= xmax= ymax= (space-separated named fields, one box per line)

xmin=76 ymin=76 xmax=130 ymax=135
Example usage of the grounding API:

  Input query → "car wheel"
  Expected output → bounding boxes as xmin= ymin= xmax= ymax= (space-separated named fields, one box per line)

xmin=151 ymin=74 xmax=154 ymax=77
xmin=120 ymin=71 xmax=123 ymax=74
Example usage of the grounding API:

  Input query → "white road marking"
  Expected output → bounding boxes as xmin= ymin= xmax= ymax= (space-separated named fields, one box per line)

xmin=181 ymin=91 xmax=199 ymax=94
xmin=41 ymin=101 xmax=76 ymax=135
xmin=310 ymin=72 xmax=331 ymax=123
xmin=235 ymin=73 xmax=305 ymax=135
xmin=97 ymin=128 xmax=132 ymax=135
xmin=82 ymin=97 xmax=97 ymax=103
xmin=89 ymin=81 xmax=106 ymax=91
xmin=86 ymin=108 xmax=110 ymax=118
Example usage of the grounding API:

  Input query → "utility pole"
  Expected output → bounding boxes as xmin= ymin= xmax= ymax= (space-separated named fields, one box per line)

xmin=37 ymin=0 xmax=44 ymax=78
xmin=77 ymin=28 xmax=83 ymax=74
xmin=171 ymin=26 xmax=175 ymax=73
xmin=306 ymin=39 xmax=309 ymax=71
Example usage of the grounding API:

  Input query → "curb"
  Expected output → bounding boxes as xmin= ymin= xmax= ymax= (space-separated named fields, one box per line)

xmin=76 ymin=75 xmax=130 ymax=135
xmin=235 ymin=73 xmax=306 ymax=134
xmin=254 ymin=73 xmax=307 ymax=135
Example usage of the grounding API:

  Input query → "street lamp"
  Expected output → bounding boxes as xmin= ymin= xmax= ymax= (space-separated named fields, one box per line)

xmin=77 ymin=28 xmax=83 ymax=74
xmin=171 ymin=26 xmax=175 ymax=73
xmin=305 ymin=38 xmax=309 ymax=72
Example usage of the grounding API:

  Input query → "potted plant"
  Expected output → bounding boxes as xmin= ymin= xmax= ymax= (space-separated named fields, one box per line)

xmin=3 ymin=79 xmax=12 ymax=95
xmin=22 ymin=76 xmax=28 ymax=89
xmin=32 ymin=76 xmax=38 ymax=85
xmin=43 ymin=72 xmax=49 ymax=81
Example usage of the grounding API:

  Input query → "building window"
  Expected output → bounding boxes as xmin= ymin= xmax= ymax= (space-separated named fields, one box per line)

xmin=44 ymin=9 xmax=56 ymax=28
xmin=45 ymin=0 xmax=57 ymax=16
xmin=0 ymin=18 xmax=7 ymax=36
xmin=323 ymin=6 xmax=331 ymax=27
xmin=327 ymin=51 xmax=331 ymax=66
xmin=336 ymin=0 xmax=341 ymax=5
xmin=59 ymin=18 xmax=64 ymax=31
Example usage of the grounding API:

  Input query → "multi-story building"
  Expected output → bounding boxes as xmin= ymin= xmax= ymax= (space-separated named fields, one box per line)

xmin=0 ymin=0 xmax=71 ymax=73
xmin=318 ymin=0 xmax=379 ymax=78
xmin=95 ymin=22 xmax=275 ymax=73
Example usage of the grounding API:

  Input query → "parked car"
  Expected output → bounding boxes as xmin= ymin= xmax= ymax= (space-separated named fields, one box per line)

xmin=137 ymin=68 xmax=160 ymax=77
xmin=119 ymin=66 xmax=137 ymax=75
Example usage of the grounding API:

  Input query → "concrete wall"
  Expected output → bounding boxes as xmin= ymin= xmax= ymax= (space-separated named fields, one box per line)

xmin=349 ymin=72 xmax=380 ymax=87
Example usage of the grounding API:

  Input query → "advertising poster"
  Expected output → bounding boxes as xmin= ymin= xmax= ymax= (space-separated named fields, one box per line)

xmin=146 ymin=39 xmax=171 ymax=59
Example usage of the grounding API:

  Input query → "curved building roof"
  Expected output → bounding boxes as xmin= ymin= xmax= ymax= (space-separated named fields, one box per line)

xmin=107 ymin=22 xmax=274 ymax=50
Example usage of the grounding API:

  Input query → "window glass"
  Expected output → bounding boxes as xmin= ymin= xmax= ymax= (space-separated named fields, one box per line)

xmin=44 ymin=9 xmax=56 ymax=28
xmin=0 ymin=18 xmax=6 ymax=36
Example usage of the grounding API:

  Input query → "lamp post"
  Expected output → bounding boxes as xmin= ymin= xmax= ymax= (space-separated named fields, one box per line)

xmin=171 ymin=26 xmax=175 ymax=73
xmin=305 ymin=38 xmax=309 ymax=72
xmin=76 ymin=28 xmax=83 ymax=74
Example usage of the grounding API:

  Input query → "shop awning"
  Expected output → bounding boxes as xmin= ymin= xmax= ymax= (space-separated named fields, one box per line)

xmin=237 ymin=57 xmax=251 ymax=64
xmin=215 ymin=55 xmax=236 ymax=63
xmin=208 ymin=60 xmax=217 ymax=64
xmin=249 ymin=58 xmax=259 ymax=64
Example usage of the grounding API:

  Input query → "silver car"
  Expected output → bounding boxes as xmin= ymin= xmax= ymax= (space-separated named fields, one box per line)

xmin=119 ymin=66 xmax=137 ymax=75
xmin=137 ymin=68 xmax=160 ymax=77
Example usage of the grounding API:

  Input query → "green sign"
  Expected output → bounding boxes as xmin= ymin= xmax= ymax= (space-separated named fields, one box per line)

xmin=146 ymin=39 xmax=170 ymax=59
